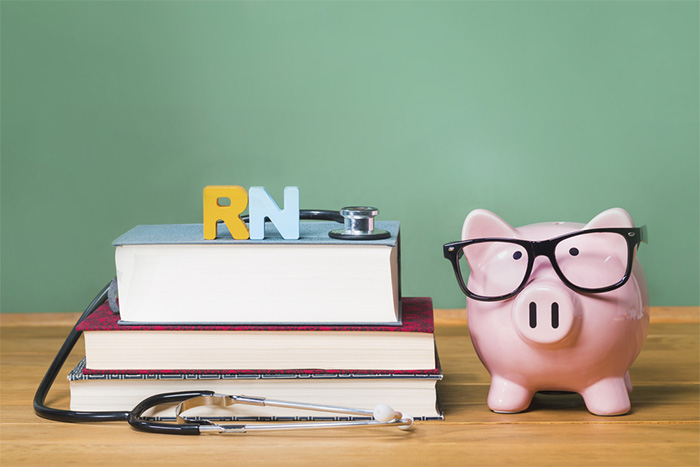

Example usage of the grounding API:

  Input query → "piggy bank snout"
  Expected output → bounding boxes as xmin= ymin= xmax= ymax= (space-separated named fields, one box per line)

xmin=512 ymin=283 xmax=578 ymax=345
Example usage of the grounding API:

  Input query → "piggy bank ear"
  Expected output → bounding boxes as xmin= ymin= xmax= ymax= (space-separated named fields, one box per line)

xmin=584 ymin=208 xmax=634 ymax=229
xmin=462 ymin=209 xmax=518 ymax=240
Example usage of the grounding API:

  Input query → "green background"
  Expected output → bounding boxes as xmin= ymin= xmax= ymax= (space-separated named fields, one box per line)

xmin=2 ymin=1 xmax=698 ymax=313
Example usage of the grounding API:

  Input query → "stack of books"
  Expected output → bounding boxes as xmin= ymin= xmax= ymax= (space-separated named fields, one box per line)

xmin=68 ymin=221 xmax=443 ymax=421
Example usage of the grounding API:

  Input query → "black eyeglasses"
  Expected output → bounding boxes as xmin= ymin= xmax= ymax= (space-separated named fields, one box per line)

xmin=443 ymin=226 xmax=647 ymax=302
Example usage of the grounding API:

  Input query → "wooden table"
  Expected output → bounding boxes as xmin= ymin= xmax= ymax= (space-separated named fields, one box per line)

xmin=1 ymin=308 xmax=698 ymax=466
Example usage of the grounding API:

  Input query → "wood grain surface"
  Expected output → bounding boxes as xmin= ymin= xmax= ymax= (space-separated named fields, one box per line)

xmin=1 ymin=308 xmax=698 ymax=466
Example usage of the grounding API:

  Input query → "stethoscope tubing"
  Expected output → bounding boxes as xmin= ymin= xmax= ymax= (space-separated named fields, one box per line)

xmin=33 ymin=281 xmax=130 ymax=423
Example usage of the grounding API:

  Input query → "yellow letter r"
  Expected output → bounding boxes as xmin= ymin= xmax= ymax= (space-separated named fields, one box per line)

xmin=203 ymin=185 xmax=250 ymax=240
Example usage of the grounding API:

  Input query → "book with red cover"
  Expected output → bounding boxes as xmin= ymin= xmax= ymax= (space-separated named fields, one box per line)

xmin=77 ymin=297 xmax=437 ymax=372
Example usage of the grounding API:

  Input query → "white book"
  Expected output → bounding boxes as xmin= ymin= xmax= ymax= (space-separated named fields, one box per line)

xmin=113 ymin=221 xmax=400 ymax=324
xmin=68 ymin=360 xmax=443 ymax=421
xmin=77 ymin=297 xmax=434 ymax=371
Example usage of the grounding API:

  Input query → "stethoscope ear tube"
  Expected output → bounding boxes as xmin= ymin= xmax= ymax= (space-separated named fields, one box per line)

xmin=128 ymin=391 xmax=215 ymax=435
xmin=128 ymin=391 xmax=414 ymax=435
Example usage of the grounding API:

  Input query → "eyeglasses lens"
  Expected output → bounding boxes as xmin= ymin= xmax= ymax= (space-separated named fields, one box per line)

xmin=554 ymin=232 xmax=629 ymax=289
xmin=460 ymin=241 xmax=529 ymax=298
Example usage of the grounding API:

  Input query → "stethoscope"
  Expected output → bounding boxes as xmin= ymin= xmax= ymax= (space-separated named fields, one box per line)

xmin=33 ymin=208 xmax=413 ymax=434
xmin=130 ymin=392 xmax=412 ymax=435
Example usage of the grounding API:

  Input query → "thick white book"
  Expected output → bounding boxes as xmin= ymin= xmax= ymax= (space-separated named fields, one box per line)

xmin=68 ymin=360 xmax=443 ymax=421
xmin=113 ymin=221 xmax=400 ymax=324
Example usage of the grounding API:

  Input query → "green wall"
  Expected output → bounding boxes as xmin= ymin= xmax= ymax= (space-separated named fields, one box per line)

xmin=2 ymin=1 xmax=698 ymax=313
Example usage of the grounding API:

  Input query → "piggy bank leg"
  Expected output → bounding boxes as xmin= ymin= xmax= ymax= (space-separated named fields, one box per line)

xmin=580 ymin=377 xmax=631 ymax=416
xmin=624 ymin=371 xmax=633 ymax=394
xmin=487 ymin=376 xmax=534 ymax=413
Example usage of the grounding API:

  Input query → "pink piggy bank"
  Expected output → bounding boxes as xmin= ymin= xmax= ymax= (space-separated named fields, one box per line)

xmin=443 ymin=208 xmax=649 ymax=416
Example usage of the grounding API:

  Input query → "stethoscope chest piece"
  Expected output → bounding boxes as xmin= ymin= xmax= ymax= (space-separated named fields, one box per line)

xmin=329 ymin=207 xmax=391 ymax=240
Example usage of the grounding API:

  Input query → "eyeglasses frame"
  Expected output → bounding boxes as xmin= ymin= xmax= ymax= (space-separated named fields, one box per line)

xmin=443 ymin=226 xmax=647 ymax=302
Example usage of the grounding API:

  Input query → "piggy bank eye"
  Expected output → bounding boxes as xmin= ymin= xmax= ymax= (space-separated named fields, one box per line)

xmin=555 ymin=232 xmax=629 ymax=290
xmin=461 ymin=241 xmax=530 ymax=298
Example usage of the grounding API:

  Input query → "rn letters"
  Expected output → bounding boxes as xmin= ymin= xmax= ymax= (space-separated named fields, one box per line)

xmin=203 ymin=186 xmax=300 ymax=240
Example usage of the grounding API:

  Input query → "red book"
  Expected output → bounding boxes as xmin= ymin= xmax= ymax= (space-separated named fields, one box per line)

xmin=77 ymin=297 xmax=437 ymax=373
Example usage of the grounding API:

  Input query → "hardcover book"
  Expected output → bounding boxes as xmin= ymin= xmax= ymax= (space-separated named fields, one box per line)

xmin=68 ymin=359 xmax=443 ymax=420
xmin=113 ymin=221 xmax=401 ymax=324
xmin=77 ymin=297 xmax=435 ymax=371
